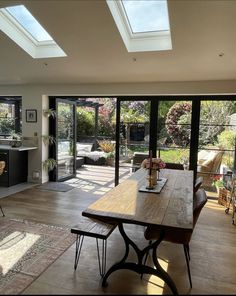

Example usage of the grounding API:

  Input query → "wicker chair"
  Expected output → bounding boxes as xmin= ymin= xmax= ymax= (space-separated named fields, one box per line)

xmin=0 ymin=161 xmax=6 ymax=216
xmin=197 ymin=150 xmax=224 ymax=188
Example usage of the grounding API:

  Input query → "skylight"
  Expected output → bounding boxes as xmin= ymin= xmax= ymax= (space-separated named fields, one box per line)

xmin=0 ymin=5 xmax=66 ymax=58
xmin=122 ymin=0 xmax=170 ymax=34
xmin=5 ymin=5 xmax=53 ymax=42
xmin=106 ymin=0 xmax=172 ymax=52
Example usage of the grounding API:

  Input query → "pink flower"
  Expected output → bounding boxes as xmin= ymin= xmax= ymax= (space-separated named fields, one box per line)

xmin=141 ymin=158 xmax=166 ymax=170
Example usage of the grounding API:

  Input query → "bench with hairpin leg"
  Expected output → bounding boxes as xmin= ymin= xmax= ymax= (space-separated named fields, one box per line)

xmin=71 ymin=217 xmax=117 ymax=277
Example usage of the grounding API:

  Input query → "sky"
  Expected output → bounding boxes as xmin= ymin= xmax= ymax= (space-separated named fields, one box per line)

xmin=122 ymin=0 xmax=170 ymax=33
xmin=5 ymin=5 xmax=53 ymax=42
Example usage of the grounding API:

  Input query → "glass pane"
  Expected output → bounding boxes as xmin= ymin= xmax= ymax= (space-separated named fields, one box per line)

xmin=57 ymin=102 xmax=75 ymax=180
xmin=122 ymin=0 xmax=170 ymax=33
xmin=197 ymin=100 xmax=236 ymax=193
xmin=120 ymin=100 xmax=150 ymax=172
xmin=6 ymin=5 xmax=53 ymax=42
xmin=158 ymin=100 xmax=192 ymax=168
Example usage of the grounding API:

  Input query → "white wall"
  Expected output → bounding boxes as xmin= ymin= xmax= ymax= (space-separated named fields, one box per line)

xmin=0 ymin=80 xmax=236 ymax=183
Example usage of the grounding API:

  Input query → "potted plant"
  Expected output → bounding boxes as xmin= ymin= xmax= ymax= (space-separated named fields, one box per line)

xmin=43 ymin=108 xmax=56 ymax=118
xmin=42 ymin=158 xmax=57 ymax=172
xmin=42 ymin=135 xmax=56 ymax=146
xmin=212 ymin=174 xmax=224 ymax=194
xmin=10 ymin=132 xmax=22 ymax=147
xmin=98 ymin=140 xmax=115 ymax=166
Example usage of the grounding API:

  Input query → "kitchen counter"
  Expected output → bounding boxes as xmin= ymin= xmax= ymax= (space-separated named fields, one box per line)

xmin=0 ymin=145 xmax=38 ymax=151
xmin=0 ymin=146 xmax=38 ymax=187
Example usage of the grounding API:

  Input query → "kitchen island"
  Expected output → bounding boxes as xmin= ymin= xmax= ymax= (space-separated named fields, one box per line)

xmin=0 ymin=145 xmax=38 ymax=187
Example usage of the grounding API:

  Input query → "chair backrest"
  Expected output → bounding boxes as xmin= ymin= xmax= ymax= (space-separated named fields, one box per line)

xmin=193 ymin=188 xmax=208 ymax=227
xmin=0 ymin=161 xmax=5 ymax=175
xmin=194 ymin=176 xmax=203 ymax=193
xmin=198 ymin=150 xmax=224 ymax=173
xmin=144 ymin=188 xmax=207 ymax=244
xmin=211 ymin=151 xmax=224 ymax=173
xmin=165 ymin=162 xmax=184 ymax=170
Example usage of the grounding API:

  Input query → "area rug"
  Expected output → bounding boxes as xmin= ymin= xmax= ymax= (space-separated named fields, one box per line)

xmin=0 ymin=218 xmax=76 ymax=294
xmin=36 ymin=182 xmax=74 ymax=192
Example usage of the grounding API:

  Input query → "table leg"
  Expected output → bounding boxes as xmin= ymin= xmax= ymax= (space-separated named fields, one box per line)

xmin=102 ymin=223 xmax=178 ymax=295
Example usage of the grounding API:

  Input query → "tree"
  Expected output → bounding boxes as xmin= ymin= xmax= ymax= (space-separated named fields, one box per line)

xmin=165 ymin=102 xmax=192 ymax=147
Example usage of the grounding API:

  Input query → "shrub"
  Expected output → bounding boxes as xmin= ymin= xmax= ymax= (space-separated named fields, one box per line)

xmin=218 ymin=130 xmax=236 ymax=150
xmin=165 ymin=102 xmax=192 ymax=147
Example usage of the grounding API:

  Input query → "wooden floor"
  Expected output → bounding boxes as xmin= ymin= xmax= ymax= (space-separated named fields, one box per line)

xmin=0 ymin=166 xmax=236 ymax=295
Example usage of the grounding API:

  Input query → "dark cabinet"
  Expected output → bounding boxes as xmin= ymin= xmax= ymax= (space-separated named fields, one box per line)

xmin=0 ymin=149 xmax=28 ymax=187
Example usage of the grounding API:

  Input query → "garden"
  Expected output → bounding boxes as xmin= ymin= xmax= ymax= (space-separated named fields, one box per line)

xmin=75 ymin=99 xmax=236 ymax=170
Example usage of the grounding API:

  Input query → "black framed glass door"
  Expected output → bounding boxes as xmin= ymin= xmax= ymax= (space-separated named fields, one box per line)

xmin=56 ymin=99 xmax=76 ymax=181
xmin=115 ymin=98 xmax=152 ymax=185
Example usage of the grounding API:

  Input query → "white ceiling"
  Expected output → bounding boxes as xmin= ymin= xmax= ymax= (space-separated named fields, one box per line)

xmin=0 ymin=0 xmax=236 ymax=85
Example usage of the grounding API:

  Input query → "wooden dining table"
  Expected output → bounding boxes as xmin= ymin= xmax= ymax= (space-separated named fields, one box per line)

xmin=82 ymin=167 xmax=193 ymax=294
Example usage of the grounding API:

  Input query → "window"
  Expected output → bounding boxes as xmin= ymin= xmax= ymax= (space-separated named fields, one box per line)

xmin=0 ymin=98 xmax=21 ymax=137
xmin=0 ymin=5 xmax=67 ymax=58
xmin=122 ymin=0 xmax=170 ymax=34
xmin=106 ymin=0 xmax=172 ymax=52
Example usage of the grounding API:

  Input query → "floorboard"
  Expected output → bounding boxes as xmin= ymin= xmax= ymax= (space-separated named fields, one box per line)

xmin=0 ymin=166 xmax=235 ymax=294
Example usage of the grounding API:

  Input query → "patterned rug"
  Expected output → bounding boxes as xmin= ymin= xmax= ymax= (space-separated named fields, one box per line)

xmin=0 ymin=218 xmax=75 ymax=294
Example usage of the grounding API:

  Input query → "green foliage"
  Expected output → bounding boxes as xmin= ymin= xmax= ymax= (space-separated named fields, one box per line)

xmin=43 ymin=108 xmax=56 ymax=118
xmin=77 ymin=107 xmax=95 ymax=138
xmin=120 ymin=101 xmax=149 ymax=123
xmin=42 ymin=158 xmax=57 ymax=172
xmin=199 ymin=101 xmax=233 ymax=146
xmin=217 ymin=130 xmax=236 ymax=150
xmin=0 ymin=118 xmax=15 ymax=135
xmin=42 ymin=135 xmax=56 ymax=146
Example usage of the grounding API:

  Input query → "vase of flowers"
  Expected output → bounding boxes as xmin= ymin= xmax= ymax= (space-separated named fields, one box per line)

xmin=141 ymin=157 xmax=166 ymax=186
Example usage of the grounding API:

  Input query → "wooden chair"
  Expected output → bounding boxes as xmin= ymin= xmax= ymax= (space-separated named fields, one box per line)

xmin=194 ymin=176 xmax=203 ymax=193
xmin=144 ymin=188 xmax=208 ymax=288
xmin=0 ymin=161 xmax=6 ymax=217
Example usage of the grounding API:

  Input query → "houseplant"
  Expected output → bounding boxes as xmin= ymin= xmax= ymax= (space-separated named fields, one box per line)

xmin=98 ymin=140 xmax=115 ymax=166
xmin=43 ymin=108 xmax=56 ymax=118
xmin=42 ymin=158 xmax=57 ymax=172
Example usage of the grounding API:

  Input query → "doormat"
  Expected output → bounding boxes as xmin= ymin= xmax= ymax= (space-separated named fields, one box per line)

xmin=0 ymin=218 xmax=75 ymax=295
xmin=37 ymin=182 xmax=74 ymax=192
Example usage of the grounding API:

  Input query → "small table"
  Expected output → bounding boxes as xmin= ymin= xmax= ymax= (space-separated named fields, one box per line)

xmin=82 ymin=168 xmax=193 ymax=294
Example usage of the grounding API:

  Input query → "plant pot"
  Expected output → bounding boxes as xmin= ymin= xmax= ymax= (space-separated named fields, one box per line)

xmin=106 ymin=158 xmax=114 ymax=166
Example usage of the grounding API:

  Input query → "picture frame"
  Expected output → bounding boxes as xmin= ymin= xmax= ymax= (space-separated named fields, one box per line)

xmin=26 ymin=109 xmax=37 ymax=123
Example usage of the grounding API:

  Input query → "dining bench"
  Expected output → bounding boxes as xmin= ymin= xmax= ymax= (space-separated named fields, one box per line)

xmin=71 ymin=217 xmax=117 ymax=277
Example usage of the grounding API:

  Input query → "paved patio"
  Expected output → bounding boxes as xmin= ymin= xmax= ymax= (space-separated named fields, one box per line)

xmin=64 ymin=164 xmax=132 ymax=196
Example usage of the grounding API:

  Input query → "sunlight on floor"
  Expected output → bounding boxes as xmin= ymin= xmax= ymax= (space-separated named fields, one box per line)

xmin=0 ymin=231 xmax=40 ymax=275
xmin=65 ymin=164 xmax=132 ymax=195
xmin=146 ymin=257 xmax=169 ymax=294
